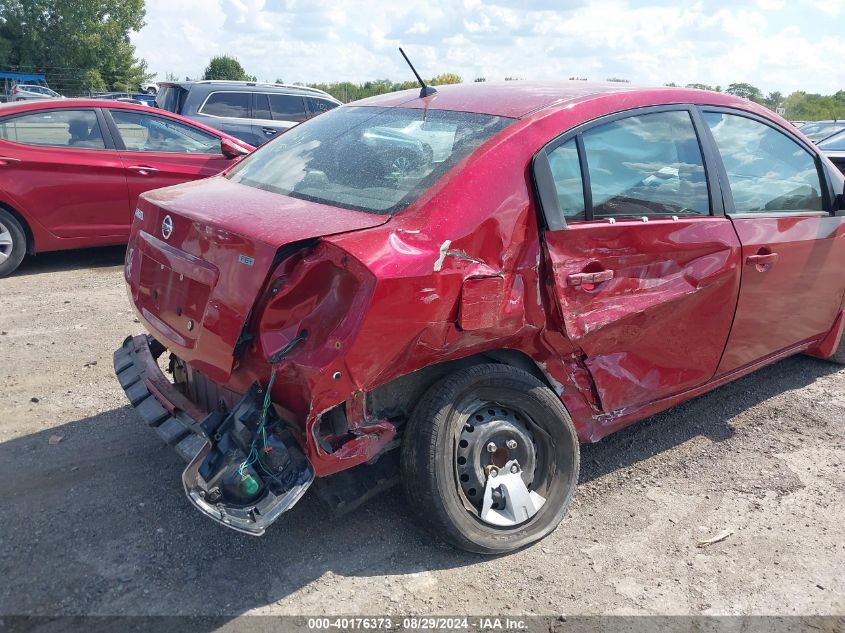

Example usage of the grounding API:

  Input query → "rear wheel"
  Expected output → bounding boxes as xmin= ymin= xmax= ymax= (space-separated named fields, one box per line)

xmin=401 ymin=364 xmax=580 ymax=554
xmin=0 ymin=209 xmax=26 ymax=278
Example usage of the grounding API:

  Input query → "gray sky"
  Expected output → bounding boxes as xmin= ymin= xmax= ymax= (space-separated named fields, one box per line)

xmin=132 ymin=0 xmax=845 ymax=94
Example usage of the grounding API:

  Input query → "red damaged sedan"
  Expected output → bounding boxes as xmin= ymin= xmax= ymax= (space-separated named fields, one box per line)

xmin=114 ymin=82 xmax=845 ymax=553
xmin=0 ymin=99 xmax=252 ymax=277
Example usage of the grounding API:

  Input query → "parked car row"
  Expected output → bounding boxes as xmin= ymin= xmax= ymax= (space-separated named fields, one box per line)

xmin=107 ymin=81 xmax=845 ymax=554
xmin=818 ymin=128 xmax=845 ymax=174
xmin=0 ymin=99 xmax=252 ymax=276
xmin=9 ymin=84 xmax=64 ymax=101
xmin=799 ymin=119 xmax=845 ymax=143
xmin=154 ymin=80 xmax=341 ymax=146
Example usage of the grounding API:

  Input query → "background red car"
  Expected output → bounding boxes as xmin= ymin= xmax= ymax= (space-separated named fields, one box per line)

xmin=0 ymin=99 xmax=253 ymax=277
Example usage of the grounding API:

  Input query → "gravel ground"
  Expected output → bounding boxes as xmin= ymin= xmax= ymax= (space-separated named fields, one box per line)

xmin=0 ymin=247 xmax=843 ymax=618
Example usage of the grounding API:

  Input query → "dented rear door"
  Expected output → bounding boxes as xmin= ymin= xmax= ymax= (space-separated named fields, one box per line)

xmin=536 ymin=107 xmax=742 ymax=413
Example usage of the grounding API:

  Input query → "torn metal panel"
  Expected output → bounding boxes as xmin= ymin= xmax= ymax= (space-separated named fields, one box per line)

xmin=542 ymin=217 xmax=742 ymax=412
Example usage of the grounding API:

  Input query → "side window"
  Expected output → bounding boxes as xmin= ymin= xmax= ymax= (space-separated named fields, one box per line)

xmin=307 ymin=97 xmax=339 ymax=116
xmin=111 ymin=110 xmax=220 ymax=154
xmin=268 ymin=94 xmax=307 ymax=122
xmin=254 ymin=94 xmax=271 ymax=120
xmin=582 ymin=110 xmax=709 ymax=218
xmin=818 ymin=130 xmax=845 ymax=151
xmin=546 ymin=139 xmax=585 ymax=221
xmin=704 ymin=112 xmax=823 ymax=213
xmin=199 ymin=92 xmax=250 ymax=119
xmin=0 ymin=109 xmax=105 ymax=149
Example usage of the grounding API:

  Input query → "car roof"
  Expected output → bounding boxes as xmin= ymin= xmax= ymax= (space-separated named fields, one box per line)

xmin=0 ymin=98 xmax=255 ymax=148
xmin=159 ymin=80 xmax=339 ymax=102
xmin=352 ymin=81 xmax=757 ymax=119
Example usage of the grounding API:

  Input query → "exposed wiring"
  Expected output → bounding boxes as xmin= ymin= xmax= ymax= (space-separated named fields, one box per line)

xmin=237 ymin=331 xmax=308 ymax=478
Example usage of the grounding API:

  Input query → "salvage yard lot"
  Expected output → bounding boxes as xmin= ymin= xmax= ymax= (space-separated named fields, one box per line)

xmin=1 ymin=249 xmax=844 ymax=617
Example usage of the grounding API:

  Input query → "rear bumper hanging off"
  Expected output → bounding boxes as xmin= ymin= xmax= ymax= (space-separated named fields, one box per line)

xmin=113 ymin=335 xmax=314 ymax=535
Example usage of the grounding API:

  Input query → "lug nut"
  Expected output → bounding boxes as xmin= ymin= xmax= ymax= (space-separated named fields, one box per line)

xmin=510 ymin=463 xmax=519 ymax=474
xmin=486 ymin=442 xmax=497 ymax=453
xmin=489 ymin=467 xmax=498 ymax=478
xmin=506 ymin=439 xmax=517 ymax=449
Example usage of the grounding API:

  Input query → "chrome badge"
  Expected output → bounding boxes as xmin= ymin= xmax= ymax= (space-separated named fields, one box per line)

xmin=161 ymin=215 xmax=174 ymax=240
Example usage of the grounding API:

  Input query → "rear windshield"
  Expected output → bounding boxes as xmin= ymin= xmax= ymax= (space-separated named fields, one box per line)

xmin=225 ymin=106 xmax=513 ymax=215
xmin=155 ymin=85 xmax=188 ymax=113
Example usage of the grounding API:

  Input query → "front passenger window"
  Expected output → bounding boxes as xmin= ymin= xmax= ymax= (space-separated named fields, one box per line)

xmin=111 ymin=110 xmax=220 ymax=154
xmin=703 ymin=112 xmax=823 ymax=213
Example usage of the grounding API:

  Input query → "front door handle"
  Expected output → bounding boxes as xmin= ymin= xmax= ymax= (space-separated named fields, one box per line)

xmin=0 ymin=156 xmax=21 ymax=166
xmin=262 ymin=127 xmax=278 ymax=136
xmin=567 ymin=270 xmax=614 ymax=287
xmin=746 ymin=253 xmax=778 ymax=271
xmin=126 ymin=165 xmax=160 ymax=176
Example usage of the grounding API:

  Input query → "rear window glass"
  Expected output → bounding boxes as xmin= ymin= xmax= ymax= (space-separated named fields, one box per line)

xmin=800 ymin=121 xmax=845 ymax=143
xmin=307 ymin=97 xmax=339 ymax=115
xmin=0 ymin=109 xmax=105 ymax=149
xmin=155 ymin=85 xmax=188 ymax=113
xmin=268 ymin=94 xmax=307 ymax=122
xmin=200 ymin=92 xmax=250 ymax=118
xmin=818 ymin=129 xmax=845 ymax=151
xmin=226 ymin=106 xmax=512 ymax=215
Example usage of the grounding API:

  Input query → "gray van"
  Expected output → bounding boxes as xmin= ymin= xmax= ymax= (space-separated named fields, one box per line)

xmin=155 ymin=80 xmax=341 ymax=146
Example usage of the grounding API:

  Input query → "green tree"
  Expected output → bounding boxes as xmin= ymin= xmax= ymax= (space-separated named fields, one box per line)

xmin=784 ymin=90 xmax=845 ymax=120
xmin=763 ymin=91 xmax=783 ymax=111
xmin=0 ymin=0 xmax=150 ymax=94
xmin=304 ymin=72 xmax=464 ymax=103
xmin=686 ymin=83 xmax=721 ymax=92
xmin=203 ymin=55 xmax=256 ymax=81
xmin=429 ymin=72 xmax=462 ymax=85
xmin=725 ymin=82 xmax=763 ymax=103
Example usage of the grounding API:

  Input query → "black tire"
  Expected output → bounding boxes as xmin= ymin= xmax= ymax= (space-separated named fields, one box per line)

xmin=0 ymin=208 xmax=26 ymax=278
xmin=401 ymin=363 xmax=580 ymax=554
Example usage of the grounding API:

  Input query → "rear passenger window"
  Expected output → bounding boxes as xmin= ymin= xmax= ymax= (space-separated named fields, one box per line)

xmin=582 ymin=110 xmax=710 ymax=217
xmin=0 ymin=110 xmax=105 ymax=149
xmin=546 ymin=139 xmax=585 ymax=220
xmin=200 ymin=92 xmax=250 ymax=118
xmin=268 ymin=95 xmax=307 ymax=122
xmin=704 ymin=112 xmax=823 ymax=213
xmin=307 ymin=97 xmax=339 ymax=115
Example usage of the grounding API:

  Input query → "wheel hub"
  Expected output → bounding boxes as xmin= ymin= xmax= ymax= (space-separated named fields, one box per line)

xmin=456 ymin=404 xmax=538 ymax=522
xmin=390 ymin=155 xmax=412 ymax=177
xmin=0 ymin=220 xmax=12 ymax=265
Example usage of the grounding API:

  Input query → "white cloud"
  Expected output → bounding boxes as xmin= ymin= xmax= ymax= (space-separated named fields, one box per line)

xmin=132 ymin=0 xmax=845 ymax=94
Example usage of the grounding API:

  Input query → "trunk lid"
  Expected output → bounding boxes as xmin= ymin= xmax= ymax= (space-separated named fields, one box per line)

xmin=126 ymin=176 xmax=388 ymax=383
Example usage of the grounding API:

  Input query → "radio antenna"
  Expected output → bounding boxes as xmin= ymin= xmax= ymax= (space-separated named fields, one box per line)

xmin=399 ymin=47 xmax=437 ymax=98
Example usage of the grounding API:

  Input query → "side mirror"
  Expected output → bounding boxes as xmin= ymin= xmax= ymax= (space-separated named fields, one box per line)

xmin=221 ymin=137 xmax=250 ymax=160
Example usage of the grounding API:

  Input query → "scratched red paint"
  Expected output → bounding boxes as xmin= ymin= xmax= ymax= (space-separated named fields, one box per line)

xmin=123 ymin=82 xmax=845 ymax=477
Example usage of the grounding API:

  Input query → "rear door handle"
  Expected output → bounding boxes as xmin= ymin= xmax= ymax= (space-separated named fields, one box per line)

xmin=567 ymin=270 xmax=615 ymax=287
xmin=262 ymin=127 xmax=278 ymax=136
xmin=126 ymin=165 xmax=160 ymax=175
xmin=0 ymin=156 xmax=21 ymax=166
xmin=746 ymin=253 xmax=778 ymax=267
